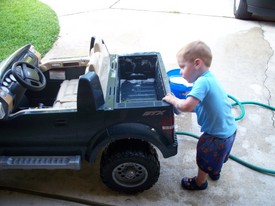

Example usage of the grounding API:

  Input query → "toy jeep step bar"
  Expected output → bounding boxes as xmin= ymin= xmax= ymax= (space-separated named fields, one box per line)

xmin=0 ymin=155 xmax=81 ymax=170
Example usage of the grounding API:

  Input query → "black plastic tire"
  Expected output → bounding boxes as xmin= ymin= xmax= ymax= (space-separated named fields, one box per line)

xmin=234 ymin=0 xmax=252 ymax=20
xmin=100 ymin=139 xmax=160 ymax=194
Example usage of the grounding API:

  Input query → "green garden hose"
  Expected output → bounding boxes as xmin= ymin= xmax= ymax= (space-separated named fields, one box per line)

xmin=175 ymin=95 xmax=275 ymax=175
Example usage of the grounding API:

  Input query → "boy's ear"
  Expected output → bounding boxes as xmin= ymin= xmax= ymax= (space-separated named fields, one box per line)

xmin=194 ymin=58 xmax=202 ymax=69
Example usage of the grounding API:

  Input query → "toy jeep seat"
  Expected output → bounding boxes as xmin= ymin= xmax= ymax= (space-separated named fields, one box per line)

xmin=77 ymin=71 xmax=104 ymax=112
xmin=53 ymin=38 xmax=109 ymax=109
xmin=53 ymin=79 xmax=79 ymax=108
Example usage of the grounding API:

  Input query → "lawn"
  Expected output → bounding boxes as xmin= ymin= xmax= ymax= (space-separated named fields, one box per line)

xmin=0 ymin=0 xmax=59 ymax=61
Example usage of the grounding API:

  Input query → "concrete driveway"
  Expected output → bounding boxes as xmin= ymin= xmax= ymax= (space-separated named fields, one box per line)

xmin=0 ymin=0 xmax=275 ymax=205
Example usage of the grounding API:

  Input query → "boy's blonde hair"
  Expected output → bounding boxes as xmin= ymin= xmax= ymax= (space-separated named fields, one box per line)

xmin=177 ymin=41 xmax=212 ymax=67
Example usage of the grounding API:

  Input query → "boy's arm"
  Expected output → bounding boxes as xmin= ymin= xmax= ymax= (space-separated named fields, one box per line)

xmin=162 ymin=93 xmax=199 ymax=112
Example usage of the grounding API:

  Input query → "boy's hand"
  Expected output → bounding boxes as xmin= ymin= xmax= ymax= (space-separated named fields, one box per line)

xmin=163 ymin=93 xmax=199 ymax=113
xmin=163 ymin=93 xmax=181 ymax=114
xmin=162 ymin=93 xmax=177 ymax=105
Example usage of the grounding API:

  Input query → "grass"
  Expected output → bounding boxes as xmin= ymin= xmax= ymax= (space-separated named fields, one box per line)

xmin=0 ymin=0 xmax=59 ymax=61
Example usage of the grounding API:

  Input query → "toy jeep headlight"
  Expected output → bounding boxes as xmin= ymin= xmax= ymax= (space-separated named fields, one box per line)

xmin=0 ymin=102 xmax=5 ymax=119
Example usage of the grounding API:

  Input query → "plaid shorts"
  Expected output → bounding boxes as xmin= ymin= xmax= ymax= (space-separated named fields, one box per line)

xmin=196 ymin=131 xmax=236 ymax=176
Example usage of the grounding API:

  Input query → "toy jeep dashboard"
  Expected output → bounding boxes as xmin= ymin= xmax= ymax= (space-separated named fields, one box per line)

xmin=0 ymin=37 xmax=177 ymax=193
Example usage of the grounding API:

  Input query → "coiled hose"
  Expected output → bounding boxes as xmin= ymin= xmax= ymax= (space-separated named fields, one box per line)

xmin=175 ymin=94 xmax=275 ymax=175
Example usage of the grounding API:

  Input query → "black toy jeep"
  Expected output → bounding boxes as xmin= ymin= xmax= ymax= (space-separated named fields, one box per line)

xmin=0 ymin=37 xmax=177 ymax=193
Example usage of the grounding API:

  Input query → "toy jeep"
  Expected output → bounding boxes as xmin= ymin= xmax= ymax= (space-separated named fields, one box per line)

xmin=0 ymin=37 xmax=177 ymax=193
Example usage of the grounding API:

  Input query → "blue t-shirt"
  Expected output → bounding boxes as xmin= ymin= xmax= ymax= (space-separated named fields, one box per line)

xmin=187 ymin=71 xmax=237 ymax=138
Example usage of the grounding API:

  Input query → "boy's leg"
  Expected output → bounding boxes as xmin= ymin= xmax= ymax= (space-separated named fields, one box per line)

xmin=181 ymin=132 xmax=236 ymax=190
xmin=196 ymin=168 xmax=208 ymax=186
xmin=196 ymin=132 xmax=236 ymax=178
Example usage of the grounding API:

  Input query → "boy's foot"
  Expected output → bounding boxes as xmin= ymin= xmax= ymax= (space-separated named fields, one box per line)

xmin=209 ymin=174 xmax=220 ymax=181
xmin=181 ymin=177 xmax=208 ymax=190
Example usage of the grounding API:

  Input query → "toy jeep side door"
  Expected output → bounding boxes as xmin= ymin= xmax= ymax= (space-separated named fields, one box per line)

xmin=0 ymin=71 xmax=105 ymax=156
xmin=0 ymin=109 xmax=78 ymax=154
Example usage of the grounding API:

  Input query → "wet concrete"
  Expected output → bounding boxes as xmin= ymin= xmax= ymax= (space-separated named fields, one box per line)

xmin=1 ymin=0 xmax=275 ymax=205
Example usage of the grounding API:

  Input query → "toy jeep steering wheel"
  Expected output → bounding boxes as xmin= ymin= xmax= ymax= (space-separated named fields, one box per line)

xmin=12 ymin=61 xmax=46 ymax=91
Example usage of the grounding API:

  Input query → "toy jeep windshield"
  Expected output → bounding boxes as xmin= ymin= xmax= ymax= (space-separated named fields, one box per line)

xmin=0 ymin=37 xmax=177 ymax=193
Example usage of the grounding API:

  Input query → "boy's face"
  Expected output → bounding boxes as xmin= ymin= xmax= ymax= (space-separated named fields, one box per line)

xmin=177 ymin=58 xmax=198 ymax=83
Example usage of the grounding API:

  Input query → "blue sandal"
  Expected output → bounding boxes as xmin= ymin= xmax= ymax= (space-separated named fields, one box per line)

xmin=181 ymin=177 xmax=208 ymax=190
xmin=209 ymin=173 xmax=220 ymax=181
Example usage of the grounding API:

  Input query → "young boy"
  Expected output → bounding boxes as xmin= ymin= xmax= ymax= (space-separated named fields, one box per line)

xmin=163 ymin=41 xmax=237 ymax=190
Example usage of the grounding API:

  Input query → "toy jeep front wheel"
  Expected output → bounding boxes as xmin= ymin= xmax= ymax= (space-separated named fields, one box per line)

xmin=100 ymin=139 xmax=160 ymax=193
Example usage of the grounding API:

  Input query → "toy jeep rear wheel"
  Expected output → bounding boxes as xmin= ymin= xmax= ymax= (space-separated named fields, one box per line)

xmin=100 ymin=139 xmax=160 ymax=194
